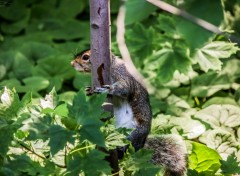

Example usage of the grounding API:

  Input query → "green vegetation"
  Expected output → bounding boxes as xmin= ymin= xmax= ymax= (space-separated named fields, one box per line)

xmin=0 ymin=0 xmax=240 ymax=175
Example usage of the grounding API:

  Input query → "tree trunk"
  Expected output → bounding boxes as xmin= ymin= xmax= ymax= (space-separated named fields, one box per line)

xmin=89 ymin=0 xmax=111 ymax=87
xmin=89 ymin=0 xmax=119 ymax=175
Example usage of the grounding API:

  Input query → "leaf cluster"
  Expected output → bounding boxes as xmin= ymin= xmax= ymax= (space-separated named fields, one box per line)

xmin=1 ymin=0 xmax=240 ymax=175
xmin=0 ymin=88 xmax=114 ymax=175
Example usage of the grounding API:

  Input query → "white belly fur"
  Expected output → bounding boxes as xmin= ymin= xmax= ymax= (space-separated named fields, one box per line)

xmin=114 ymin=100 xmax=136 ymax=129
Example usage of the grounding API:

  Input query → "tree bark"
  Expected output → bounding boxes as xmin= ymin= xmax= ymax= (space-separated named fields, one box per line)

xmin=89 ymin=0 xmax=119 ymax=175
xmin=89 ymin=0 xmax=111 ymax=87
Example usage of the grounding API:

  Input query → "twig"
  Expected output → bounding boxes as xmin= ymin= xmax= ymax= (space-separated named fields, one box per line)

xmin=116 ymin=5 xmax=154 ymax=93
xmin=147 ymin=0 xmax=240 ymax=45
xmin=147 ymin=0 xmax=221 ymax=34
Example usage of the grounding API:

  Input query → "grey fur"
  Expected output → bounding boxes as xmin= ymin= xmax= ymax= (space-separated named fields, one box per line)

xmin=71 ymin=51 xmax=187 ymax=176
xmin=145 ymin=135 xmax=187 ymax=176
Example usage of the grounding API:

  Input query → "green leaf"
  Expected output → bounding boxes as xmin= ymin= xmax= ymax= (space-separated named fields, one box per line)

xmin=48 ymin=125 xmax=74 ymax=155
xmin=54 ymin=103 xmax=69 ymax=117
xmin=195 ymin=104 xmax=240 ymax=128
xmin=122 ymin=147 xmax=160 ymax=175
xmin=199 ymin=129 xmax=239 ymax=160
xmin=1 ymin=10 xmax=30 ymax=34
xmin=105 ymin=125 xmax=127 ymax=149
xmin=67 ymin=149 xmax=111 ymax=175
xmin=0 ymin=1 xmax=28 ymax=21
xmin=79 ymin=117 xmax=105 ymax=147
xmin=125 ymin=0 xmax=157 ymax=24
xmin=191 ymin=72 xmax=231 ymax=97
xmin=12 ymin=52 xmax=32 ymax=79
xmin=0 ymin=65 xmax=6 ymax=80
xmin=222 ymin=59 xmax=240 ymax=81
xmin=194 ymin=42 xmax=239 ymax=72
xmin=61 ymin=117 xmax=78 ymax=131
xmin=33 ymin=55 xmax=75 ymax=80
xmin=175 ymin=0 xmax=224 ymax=50
xmin=22 ymin=76 xmax=50 ymax=92
xmin=67 ymin=91 xmax=106 ymax=146
xmin=126 ymin=23 xmax=159 ymax=61
xmin=0 ymin=87 xmax=12 ymax=106
xmin=31 ymin=0 xmax=86 ymax=19
xmin=25 ymin=114 xmax=52 ymax=141
xmin=202 ymin=97 xmax=238 ymax=108
xmin=169 ymin=116 xmax=206 ymax=139
xmin=0 ymin=87 xmax=22 ymax=119
xmin=189 ymin=142 xmax=222 ymax=175
xmin=0 ymin=51 xmax=16 ymax=70
xmin=59 ymin=91 xmax=76 ymax=104
xmin=68 ymin=90 xmax=88 ymax=119
xmin=55 ymin=0 xmax=86 ymax=19
xmin=73 ymin=73 xmax=91 ymax=90
xmin=221 ymin=154 xmax=240 ymax=174
xmin=4 ymin=154 xmax=58 ymax=175
xmin=0 ymin=79 xmax=25 ymax=93
xmin=156 ymin=14 xmax=177 ymax=36
xmin=19 ymin=42 xmax=55 ymax=61
xmin=146 ymin=44 xmax=191 ymax=83
xmin=0 ymin=124 xmax=17 ymax=156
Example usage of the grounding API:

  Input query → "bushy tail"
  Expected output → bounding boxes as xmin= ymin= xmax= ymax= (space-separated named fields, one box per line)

xmin=144 ymin=135 xmax=187 ymax=176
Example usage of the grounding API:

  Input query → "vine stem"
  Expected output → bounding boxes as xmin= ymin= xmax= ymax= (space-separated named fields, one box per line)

xmin=17 ymin=140 xmax=66 ymax=168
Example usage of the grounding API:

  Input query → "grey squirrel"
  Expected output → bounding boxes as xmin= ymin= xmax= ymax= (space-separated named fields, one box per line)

xmin=71 ymin=50 xmax=187 ymax=176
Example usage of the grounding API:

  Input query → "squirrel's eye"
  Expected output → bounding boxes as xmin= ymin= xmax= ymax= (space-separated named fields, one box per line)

xmin=82 ymin=54 xmax=89 ymax=61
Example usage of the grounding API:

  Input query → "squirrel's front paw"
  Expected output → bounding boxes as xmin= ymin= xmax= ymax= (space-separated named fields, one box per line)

xmin=94 ymin=86 xmax=110 ymax=93
xmin=85 ymin=86 xmax=94 ymax=96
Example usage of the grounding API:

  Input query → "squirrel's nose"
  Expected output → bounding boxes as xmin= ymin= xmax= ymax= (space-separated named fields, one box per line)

xmin=70 ymin=60 xmax=75 ymax=66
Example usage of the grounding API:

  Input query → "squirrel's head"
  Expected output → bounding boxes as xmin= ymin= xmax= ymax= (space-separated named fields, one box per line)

xmin=71 ymin=49 xmax=91 ymax=72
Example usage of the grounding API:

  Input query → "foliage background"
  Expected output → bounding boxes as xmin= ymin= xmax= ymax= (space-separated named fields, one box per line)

xmin=0 ymin=0 xmax=240 ymax=175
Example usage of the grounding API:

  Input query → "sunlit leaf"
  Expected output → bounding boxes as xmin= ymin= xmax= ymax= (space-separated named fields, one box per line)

xmin=199 ymin=129 xmax=238 ymax=160
xmin=40 ymin=88 xmax=58 ymax=109
xmin=195 ymin=104 xmax=240 ymax=129
xmin=189 ymin=142 xmax=222 ymax=175
xmin=0 ymin=87 xmax=22 ymax=119
xmin=194 ymin=42 xmax=239 ymax=72
xmin=1 ymin=87 xmax=12 ymax=106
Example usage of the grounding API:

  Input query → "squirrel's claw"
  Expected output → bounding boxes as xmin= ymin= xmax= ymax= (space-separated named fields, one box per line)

xmin=102 ymin=85 xmax=112 ymax=89
xmin=84 ymin=86 xmax=110 ymax=95
xmin=85 ymin=86 xmax=94 ymax=96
